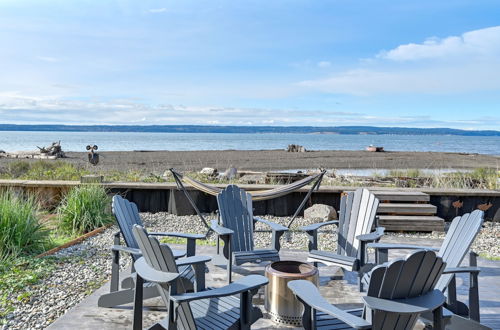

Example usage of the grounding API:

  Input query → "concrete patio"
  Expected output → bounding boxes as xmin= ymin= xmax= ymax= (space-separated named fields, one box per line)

xmin=48 ymin=236 xmax=500 ymax=329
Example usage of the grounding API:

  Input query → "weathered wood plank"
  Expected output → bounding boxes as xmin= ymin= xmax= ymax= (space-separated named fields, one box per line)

xmin=378 ymin=203 xmax=437 ymax=215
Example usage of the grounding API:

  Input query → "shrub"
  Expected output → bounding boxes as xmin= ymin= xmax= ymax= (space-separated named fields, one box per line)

xmin=57 ymin=184 xmax=113 ymax=235
xmin=0 ymin=191 xmax=48 ymax=259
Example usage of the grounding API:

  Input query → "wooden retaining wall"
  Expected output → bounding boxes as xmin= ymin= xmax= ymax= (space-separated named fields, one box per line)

xmin=1 ymin=180 xmax=499 ymax=222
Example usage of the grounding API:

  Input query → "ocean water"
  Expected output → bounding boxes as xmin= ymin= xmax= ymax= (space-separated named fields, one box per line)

xmin=0 ymin=131 xmax=499 ymax=155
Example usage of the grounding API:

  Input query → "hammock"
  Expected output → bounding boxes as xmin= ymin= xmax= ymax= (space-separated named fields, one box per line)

xmin=170 ymin=168 xmax=326 ymax=229
xmin=172 ymin=169 xmax=324 ymax=201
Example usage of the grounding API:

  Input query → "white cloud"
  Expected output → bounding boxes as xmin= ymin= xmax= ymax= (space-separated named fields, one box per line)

xmin=36 ymin=56 xmax=60 ymax=62
xmin=299 ymin=26 xmax=500 ymax=95
xmin=0 ymin=94 xmax=497 ymax=129
xmin=148 ymin=8 xmax=167 ymax=13
xmin=378 ymin=26 xmax=500 ymax=61
xmin=317 ymin=61 xmax=331 ymax=68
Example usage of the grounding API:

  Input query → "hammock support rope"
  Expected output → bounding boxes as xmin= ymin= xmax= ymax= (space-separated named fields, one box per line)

xmin=170 ymin=168 xmax=326 ymax=230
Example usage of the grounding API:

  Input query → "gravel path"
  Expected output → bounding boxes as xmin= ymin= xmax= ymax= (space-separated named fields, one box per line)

xmin=2 ymin=213 xmax=499 ymax=329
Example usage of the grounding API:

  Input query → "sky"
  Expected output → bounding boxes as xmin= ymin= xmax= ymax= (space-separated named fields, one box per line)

xmin=0 ymin=0 xmax=499 ymax=129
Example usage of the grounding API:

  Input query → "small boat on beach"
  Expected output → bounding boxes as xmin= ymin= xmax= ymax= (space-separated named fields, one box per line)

xmin=366 ymin=145 xmax=384 ymax=152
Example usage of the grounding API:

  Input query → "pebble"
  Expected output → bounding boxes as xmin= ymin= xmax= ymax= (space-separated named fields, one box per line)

xmin=2 ymin=212 xmax=499 ymax=329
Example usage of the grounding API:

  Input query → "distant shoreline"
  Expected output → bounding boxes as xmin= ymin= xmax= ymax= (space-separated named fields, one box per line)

xmin=0 ymin=124 xmax=499 ymax=136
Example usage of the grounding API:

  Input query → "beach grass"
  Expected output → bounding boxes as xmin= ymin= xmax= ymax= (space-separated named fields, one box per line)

xmin=57 ymin=185 xmax=113 ymax=235
xmin=0 ymin=190 xmax=49 ymax=260
xmin=0 ymin=160 xmax=498 ymax=190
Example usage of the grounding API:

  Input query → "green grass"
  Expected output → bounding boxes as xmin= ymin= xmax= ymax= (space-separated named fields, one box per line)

xmin=387 ymin=169 xmax=422 ymax=178
xmin=0 ymin=191 xmax=49 ymax=260
xmin=0 ymin=160 xmax=89 ymax=181
xmin=57 ymin=185 xmax=113 ymax=235
xmin=160 ymin=236 xmax=217 ymax=247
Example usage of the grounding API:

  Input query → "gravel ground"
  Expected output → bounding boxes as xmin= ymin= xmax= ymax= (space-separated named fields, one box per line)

xmin=2 ymin=213 xmax=499 ymax=329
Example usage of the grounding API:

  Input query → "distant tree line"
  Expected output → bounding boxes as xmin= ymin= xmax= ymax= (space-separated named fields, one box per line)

xmin=0 ymin=124 xmax=499 ymax=136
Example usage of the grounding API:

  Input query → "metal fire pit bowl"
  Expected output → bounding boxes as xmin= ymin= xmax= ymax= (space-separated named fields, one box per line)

xmin=264 ymin=260 xmax=319 ymax=326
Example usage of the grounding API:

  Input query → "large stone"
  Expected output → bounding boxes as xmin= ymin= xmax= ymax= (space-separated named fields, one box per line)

xmin=304 ymin=204 xmax=337 ymax=221
xmin=200 ymin=167 xmax=218 ymax=176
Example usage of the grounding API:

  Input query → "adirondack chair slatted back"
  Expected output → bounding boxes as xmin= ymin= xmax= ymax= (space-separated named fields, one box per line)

xmin=337 ymin=188 xmax=379 ymax=258
xmin=367 ymin=250 xmax=446 ymax=329
xmin=435 ymin=209 xmax=484 ymax=291
xmin=217 ymin=185 xmax=254 ymax=253
xmin=132 ymin=225 xmax=195 ymax=329
xmin=112 ymin=195 xmax=144 ymax=256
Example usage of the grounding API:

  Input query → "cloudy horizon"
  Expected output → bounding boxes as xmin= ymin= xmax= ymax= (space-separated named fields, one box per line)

xmin=1 ymin=1 xmax=499 ymax=129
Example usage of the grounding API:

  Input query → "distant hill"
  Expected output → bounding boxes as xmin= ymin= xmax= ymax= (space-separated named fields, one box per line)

xmin=0 ymin=124 xmax=499 ymax=136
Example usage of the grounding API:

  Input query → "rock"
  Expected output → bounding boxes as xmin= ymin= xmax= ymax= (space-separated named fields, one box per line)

xmin=200 ymin=167 xmax=218 ymax=176
xmin=304 ymin=204 xmax=337 ymax=221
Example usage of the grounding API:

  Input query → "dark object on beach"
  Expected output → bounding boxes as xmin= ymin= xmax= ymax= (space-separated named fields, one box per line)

xmin=86 ymin=144 xmax=99 ymax=166
xmin=366 ymin=145 xmax=384 ymax=152
xmin=287 ymin=144 xmax=306 ymax=152
xmin=36 ymin=141 xmax=66 ymax=158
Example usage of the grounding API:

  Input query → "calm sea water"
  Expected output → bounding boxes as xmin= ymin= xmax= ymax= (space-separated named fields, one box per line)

xmin=0 ymin=131 xmax=499 ymax=155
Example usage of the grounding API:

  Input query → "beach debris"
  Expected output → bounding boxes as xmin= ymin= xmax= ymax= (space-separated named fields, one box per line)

xmin=200 ymin=167 xmax=218 ymax=177
xmin=0 ymin=141 xmax=66 ymax=159
xmin=366 ymin=145 xmax=384 ymax=152
xmin=37 ymin=141 xmax=66 ymax=158
xmin=86 ymin=145 xmax=99 ymax=166
xmin=286 ymin=144 xmax=306 ymax=152
xmin=304 ymin=204 xmax=337 ymax=222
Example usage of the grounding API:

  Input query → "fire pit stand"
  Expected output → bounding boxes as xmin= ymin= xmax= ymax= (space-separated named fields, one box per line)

xmin=264 ymin=260 xmax=319 ymax=326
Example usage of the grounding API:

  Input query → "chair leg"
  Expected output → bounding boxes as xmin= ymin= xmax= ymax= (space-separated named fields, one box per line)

xmin=110 ymin=250 xmax=120 ymax=292
xmin=227 ymin=258 xmax=232 ymax=284
xmin=469 ymin=272 xmax=480 ymax=322
xmin=133 ymin=275 xmax=144 ymax=330
xmin=432 ymin=306 xmax=444 ymax=330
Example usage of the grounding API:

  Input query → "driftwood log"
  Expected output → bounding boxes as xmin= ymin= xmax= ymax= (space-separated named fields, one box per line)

xmin=286 ymin=144 xmax=306 ymax=152
xmin=37 ymin=141 xmax=66 ymax=158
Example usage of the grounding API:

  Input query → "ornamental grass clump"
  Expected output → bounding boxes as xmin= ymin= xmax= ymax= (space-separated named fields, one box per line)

xmin=57 ymin=184 xmax=113 ymax=235
xmin=0 ymin=191 xmax=48 ymax=259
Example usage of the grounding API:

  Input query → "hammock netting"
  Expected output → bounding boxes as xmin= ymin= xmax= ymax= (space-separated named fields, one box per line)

xmin=172 ymin=170 xmax=324 ymax=201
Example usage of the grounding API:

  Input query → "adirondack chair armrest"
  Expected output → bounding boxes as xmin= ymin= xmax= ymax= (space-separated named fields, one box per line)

xmin=148 ymin=232 xmax=206 ymax=239
xmin=134 ymin=257 xmax=180 ymax=284
xmin=363 ymin=289 xmax=445 ymax=314
xmin=356 ymin=227 xmax=385 ymax=242
xmin=175 ymin=255 xmax=212 ymax=267
xmin=253 ymin=217 xmax=288 ymax=232
xmin=111 ymin=245 xmax=142 ymax=256
xmin=169 ymin=275 xmax=268 ymax=303
xmin=368 ymin=243 xmax=440 ymax=251
xmin=301 ymin=220 xmax=339 ymax=233
xmin=288 ymin=280 xmax=371 ymax=329
xmin=442 ymin=266 xmax=481 ymax=274
xmin=210 ymin=220 xmax=234 ymax=236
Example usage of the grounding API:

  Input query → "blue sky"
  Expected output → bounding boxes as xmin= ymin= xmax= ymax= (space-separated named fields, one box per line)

xmin=0 ymin=1 xmax=499 ymax=129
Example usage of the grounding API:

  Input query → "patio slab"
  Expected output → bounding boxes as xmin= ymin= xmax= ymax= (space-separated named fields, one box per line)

xmin=48 ymin=236 xmax=500 ymax=329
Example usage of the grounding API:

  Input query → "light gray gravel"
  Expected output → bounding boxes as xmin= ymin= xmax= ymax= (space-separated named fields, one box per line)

xmin=2 ymin=213 xmax=499 ymax=329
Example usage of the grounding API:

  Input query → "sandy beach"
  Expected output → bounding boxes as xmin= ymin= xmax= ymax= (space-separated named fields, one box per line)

xmin=1 ymin=149 xmax=498 ymax=172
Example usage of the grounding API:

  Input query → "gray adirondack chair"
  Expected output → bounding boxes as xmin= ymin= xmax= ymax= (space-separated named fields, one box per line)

xmin=288 ymin=250 xmax=447 ymax=330
xmin=98 ymin=195 xmax=205 ymax=308
xmin=211 ymin=184 xmax=289 ymax=283
xmin=132 ymin=224 xmax=269 ymax=330
xmin=367 ymin=209 xmax=485 ymax=324
xmin=302 ymin=188 xmax=383 ymax=290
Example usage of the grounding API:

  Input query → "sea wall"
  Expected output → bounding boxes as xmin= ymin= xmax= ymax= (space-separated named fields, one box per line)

xmin=0 ymin=180 xmax=498 ymax=222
